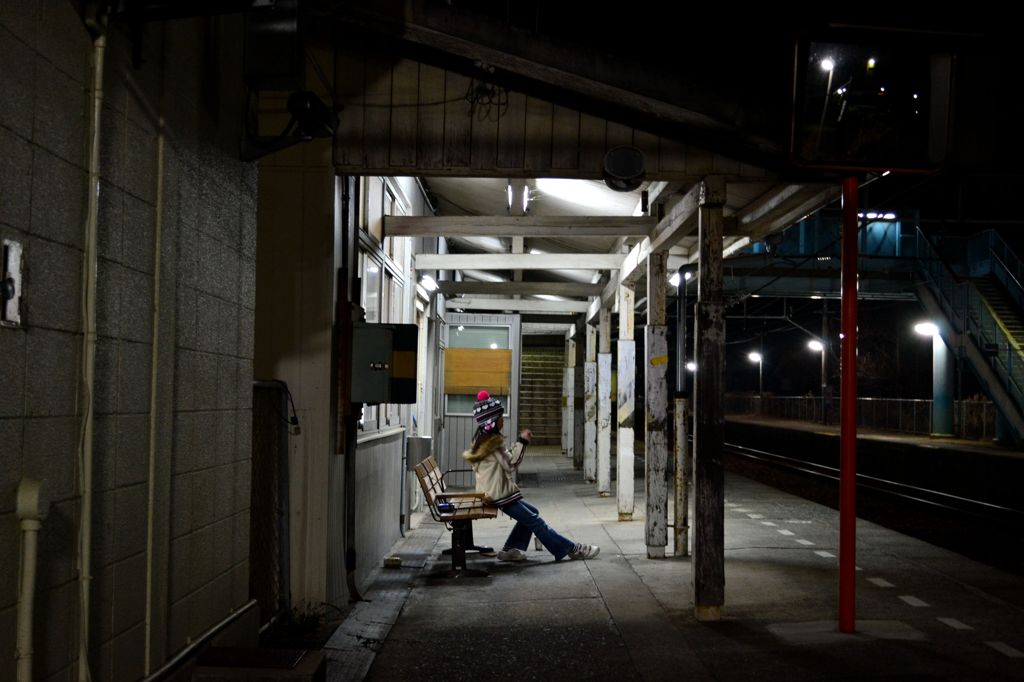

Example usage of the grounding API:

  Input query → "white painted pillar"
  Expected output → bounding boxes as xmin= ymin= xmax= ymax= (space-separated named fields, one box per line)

xmin=617 ymin=284 xmax=635 ymax=520
xmin=597 ymin=309 xmax=612 ymax=496
xmin=584 ymin=323 xmax=598 ymax=482
xmin=566 ymin=336 xmax=576 ymax=460
xmin=561 ymin=338 xmax=569 ymax=455
xmin=645 ymin=251 xmax=669 ymax=557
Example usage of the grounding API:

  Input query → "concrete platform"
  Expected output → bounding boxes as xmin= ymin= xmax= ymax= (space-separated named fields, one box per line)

xmin=328 ymin=449 xmax=1024 ymax=681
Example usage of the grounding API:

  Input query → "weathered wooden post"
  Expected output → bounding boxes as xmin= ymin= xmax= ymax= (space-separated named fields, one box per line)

xmin=617 ymin=285 xmax=635 ymax=520
xmin=645 ymin=251 xmax=669 ymax=557
xmin=597 ymin=308 xmax=613 ymax=496
xmin=693 ymin=176 xmax=726 ymax=620
xmin=584 ymin=322 xmax=598 ymax=482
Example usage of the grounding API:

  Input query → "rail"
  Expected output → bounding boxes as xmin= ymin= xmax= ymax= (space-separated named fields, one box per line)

xmin=724 ymin=442 xmax=1024 ymax=525
xmin=726 ymin=395 xmax=996 ymax=440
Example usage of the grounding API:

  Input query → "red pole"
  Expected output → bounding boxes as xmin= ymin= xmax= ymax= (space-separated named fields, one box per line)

xmin=839 ymin=176 xmax=859 ymax=633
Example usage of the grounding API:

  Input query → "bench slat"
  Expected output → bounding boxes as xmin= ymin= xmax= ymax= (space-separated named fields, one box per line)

xmin=415 ymin=455 xmax=497 ymax=522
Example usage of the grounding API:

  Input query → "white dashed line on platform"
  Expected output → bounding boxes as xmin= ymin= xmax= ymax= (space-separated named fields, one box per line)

xmin=747 ymin=513 xmax=764 ymax=519
xmin=899 ymin=595 xmax=930 ymax=607
xmin=986 ymin=642 xmax=1024 ymax=658
xmin=867 ymin=578 xmax=894 ymax=588
xmin=937 ymin=618 xmax=973 ymax=631
xmin=777 ymin=529 xmax=795 ymax=536
xmin=813 ymin=550 xmax=835 ymax=558
xmin=795 ymin=539 xmax=814 ymax=546
xmin=734 ymin=508 xmax=751 ymax=513
xmin=760 ymin=521 xmax=777 ymax=526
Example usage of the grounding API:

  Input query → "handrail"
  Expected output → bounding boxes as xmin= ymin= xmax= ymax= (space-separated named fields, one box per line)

xmin=915 ymin=228 xmax=1024 ymax=416
xmin=989 ymin=249 xmax=1024 ymax=316
xmin=983 ymin=229 xmax=1024 ymax=289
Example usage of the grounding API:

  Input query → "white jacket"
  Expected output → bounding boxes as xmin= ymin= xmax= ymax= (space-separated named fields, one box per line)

xmin=462 ymin=434 xmax=527 ymax=506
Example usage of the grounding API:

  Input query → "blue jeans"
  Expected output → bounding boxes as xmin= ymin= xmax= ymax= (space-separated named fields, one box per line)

xmin=500 ymin=499 xmax=575 ymax=560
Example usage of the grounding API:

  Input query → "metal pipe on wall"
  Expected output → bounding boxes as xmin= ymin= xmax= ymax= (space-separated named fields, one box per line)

xmin=77 ymin=26 xmax=107 ymax=682
xmin=143 ymin=112 xmax=166 ymax=674
xmin=16 ymin=479 xmax=49 ymax=682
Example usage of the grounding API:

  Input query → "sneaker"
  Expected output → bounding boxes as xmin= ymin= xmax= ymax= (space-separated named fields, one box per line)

xmin=568 ymin=543 xmax=600 ymax=560
xmin=497 ymin=547 xmax=527 ymax=562
xmin=569 ymin=540 xmax=598 ymax=557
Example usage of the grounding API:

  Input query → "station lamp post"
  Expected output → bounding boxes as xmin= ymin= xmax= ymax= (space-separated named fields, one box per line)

xmin=808 ymin=339 xmax=827 ymax=423
xmin=914 ymin=321 xmax=954 ymax=436
xmin=747 ymin=351 xmax=763 ymax=402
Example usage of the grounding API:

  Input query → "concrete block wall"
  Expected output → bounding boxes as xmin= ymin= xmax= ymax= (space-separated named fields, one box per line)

xmin=0 ymin=3 xmax=255 ymax=680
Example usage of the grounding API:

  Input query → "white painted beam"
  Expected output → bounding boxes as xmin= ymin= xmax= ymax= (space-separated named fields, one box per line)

xmin=386 ymin=215 xmax=655 ymax=238
xmin=443 ymin=297 xmax=591 ymax=313
xmin=438 ymin=281 xmax=603 ymax=297
xmin=416 ymin=253 xmax=623 ymax=271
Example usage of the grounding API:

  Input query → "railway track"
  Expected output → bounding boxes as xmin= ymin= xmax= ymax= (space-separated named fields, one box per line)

xmin=724 ymin=440 xmax=1024 ymax=574
xmin=723 ymin=441 xmax=1024 ymax=527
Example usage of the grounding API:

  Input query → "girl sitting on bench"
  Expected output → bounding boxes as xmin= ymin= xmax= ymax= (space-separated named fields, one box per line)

xmin=462 ymin=390 xmax=600 ymax=562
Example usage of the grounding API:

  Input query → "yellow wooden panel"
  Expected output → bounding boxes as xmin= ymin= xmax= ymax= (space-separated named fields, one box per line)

xmin=445 ymin=348 xmax=512 ymax=395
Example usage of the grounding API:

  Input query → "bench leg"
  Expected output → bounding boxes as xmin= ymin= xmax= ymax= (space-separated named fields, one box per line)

xmin=431 ymin=520 xmax=489 ymax=578
xmin=441 ymin=521 xmax=494 ymax=556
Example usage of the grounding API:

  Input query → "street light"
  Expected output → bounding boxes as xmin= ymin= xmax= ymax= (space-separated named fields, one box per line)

xmin=747 ymin=352 xmax=763 ymax=400
xmin=808 ymin=339 xmax=827 ymax=423
xmin=815 ymin=57 xmax=836 ymax=154
xmin=675 ymin=265 xmax=697 ymax=396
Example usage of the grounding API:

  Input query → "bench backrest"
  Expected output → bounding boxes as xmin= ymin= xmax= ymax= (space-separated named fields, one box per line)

xmin=414 ymin=455 xmax=445 ymax=510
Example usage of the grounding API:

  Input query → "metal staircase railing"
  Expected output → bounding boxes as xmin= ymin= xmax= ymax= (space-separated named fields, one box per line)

xmin=915 ymin=228 xmax=1024 ymax=417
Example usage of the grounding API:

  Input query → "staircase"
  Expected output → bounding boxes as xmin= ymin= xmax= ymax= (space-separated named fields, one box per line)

xmin=973 ymin=276 xmax=1024 ymax=346
xmin=917 ymin=229 xmax=1024 ymax=443
xmin=519 ymin=348 xmax=564 ymax=445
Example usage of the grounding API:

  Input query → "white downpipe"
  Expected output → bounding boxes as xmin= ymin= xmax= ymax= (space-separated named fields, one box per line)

xmin=143 ymin=115 xmax=166 ymax=674
xmin=77 ymin=30 xmax=106 ymax=682
xmin=16 ymin=479 xmax=50 ymax=682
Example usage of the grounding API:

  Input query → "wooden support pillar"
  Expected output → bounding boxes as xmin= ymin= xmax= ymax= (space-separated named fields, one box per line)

xmin=573 ymin=318 xmax=586 ymax=470
xmin=645 ymin=252 xmax=669 ymax=558
xmin=597 ymin=308 xmax=612 ymax=496
xmin=674 ymin=397 xmax=691 ymax=556
xmin=617 ymin=284 xmax=636 ymax=520
xmin=565 ymin=335 xmax=576 ymax=459
xmin=693 ymin=176 xmax=726 ymax=620
xmin=584 ymin=322 xmax=598 ymax=482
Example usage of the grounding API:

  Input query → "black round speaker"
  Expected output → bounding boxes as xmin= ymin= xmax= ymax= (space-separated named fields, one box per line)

xmin=602 ymin=145 xmax=645 ymax=191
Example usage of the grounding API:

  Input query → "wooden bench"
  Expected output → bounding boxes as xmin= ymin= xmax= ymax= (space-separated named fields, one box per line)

xmin=414 ymin=455 xmax=498 ymax=577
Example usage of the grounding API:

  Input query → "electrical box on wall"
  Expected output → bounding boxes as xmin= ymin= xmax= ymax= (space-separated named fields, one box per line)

xmin=351 ymin=323 xmax=418 ymax=404
xmin=2 ymin=239 xmax=23 ymax=327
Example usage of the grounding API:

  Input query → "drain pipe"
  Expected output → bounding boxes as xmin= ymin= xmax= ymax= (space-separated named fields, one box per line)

xmin=143 ymin=112 xmax=166 ymax=674
xmin=77 ymin=23 xmax=107 ymax=682
xmin=16 ymin=479 xmax=50 ymax=682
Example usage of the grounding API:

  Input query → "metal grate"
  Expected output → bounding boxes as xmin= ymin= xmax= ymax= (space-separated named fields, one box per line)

xmin=250 ymin=382 xmax=292 ymax=625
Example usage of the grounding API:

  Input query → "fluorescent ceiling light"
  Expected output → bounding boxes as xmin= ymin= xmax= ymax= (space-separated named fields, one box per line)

xmin=535 ymin=178 xmax=627 ymax=212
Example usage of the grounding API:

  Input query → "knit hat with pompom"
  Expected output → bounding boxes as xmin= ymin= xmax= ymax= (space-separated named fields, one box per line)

xmin=472 ymin=390 xmax=504 ymax=432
